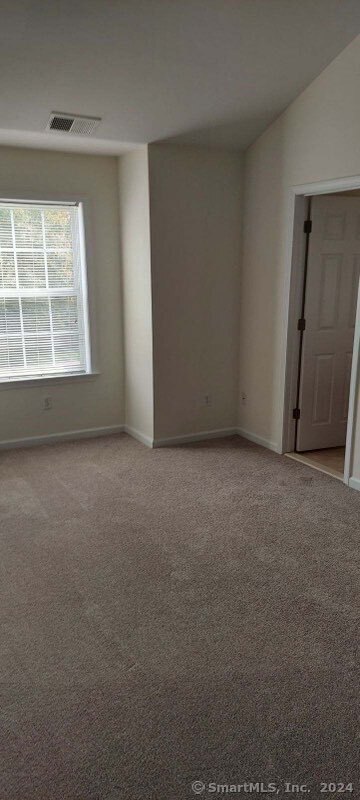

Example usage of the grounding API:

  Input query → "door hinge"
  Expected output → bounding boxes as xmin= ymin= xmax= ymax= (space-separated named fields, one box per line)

xmin=297 ymin=317 xmax=306 ymax=331
xmin=292 ymin=408 xmax=301 ymax=420
xmin=303 ymin=219 xmax=312 ymax=234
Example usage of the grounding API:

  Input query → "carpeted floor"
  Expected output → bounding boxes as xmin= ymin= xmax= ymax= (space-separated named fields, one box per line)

xmin=0 ymin=433 xmax=359 ymax=799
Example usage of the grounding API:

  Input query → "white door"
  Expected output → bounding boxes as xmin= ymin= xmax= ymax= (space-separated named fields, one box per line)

xmin=296 ymin=194 xmax=360 ymax=451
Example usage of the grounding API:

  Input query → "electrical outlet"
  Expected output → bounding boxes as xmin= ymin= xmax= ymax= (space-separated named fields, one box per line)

xmin=241 ymin=391 xmax=247 ymax=405
xmin=204 ymin=393 xmax=212 ymax=407
xmin=43 ymin=396 xmax=52 ymax=411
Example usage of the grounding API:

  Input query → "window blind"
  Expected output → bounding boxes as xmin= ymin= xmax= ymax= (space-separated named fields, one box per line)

xmin=0 ymin=202 xmax=90 ymax=381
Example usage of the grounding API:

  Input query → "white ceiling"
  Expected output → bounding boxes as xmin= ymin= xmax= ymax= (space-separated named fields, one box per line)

xmin=1 ymin=0 xmax=360 ymax=154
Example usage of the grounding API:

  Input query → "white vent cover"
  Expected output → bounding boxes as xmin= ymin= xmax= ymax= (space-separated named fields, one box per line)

xmin=47 ymin=112 xmax=101 ymax=136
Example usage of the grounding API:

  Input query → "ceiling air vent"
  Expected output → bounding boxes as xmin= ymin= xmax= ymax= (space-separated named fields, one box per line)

xmin=47 ymin=112 xmax=101 ymax=136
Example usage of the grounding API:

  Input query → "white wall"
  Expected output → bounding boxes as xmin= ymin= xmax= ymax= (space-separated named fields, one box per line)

xmin=0 ymin=146 xmax=124 ymax=444
xmin=118 ymin=147 xmax=154 ymax=443
xmin=2 ymin=142 xmax=241 ymax=449
xmin=238 ymin=33 xmax=360 ymax=481
xmin=149 ymin=144 xmax=243 ymax=441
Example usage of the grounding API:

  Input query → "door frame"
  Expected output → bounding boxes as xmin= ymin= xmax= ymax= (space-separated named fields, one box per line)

xmin=281 ymin=175 xmax=360 ymax=487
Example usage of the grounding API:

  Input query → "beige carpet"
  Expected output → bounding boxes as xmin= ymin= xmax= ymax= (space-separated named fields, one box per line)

xmin=0 ymin=433 xmax=359 ymax=799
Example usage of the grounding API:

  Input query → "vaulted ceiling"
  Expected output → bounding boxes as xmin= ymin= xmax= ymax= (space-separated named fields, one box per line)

xmin=1 ymin=0 xmax=360 ymax=154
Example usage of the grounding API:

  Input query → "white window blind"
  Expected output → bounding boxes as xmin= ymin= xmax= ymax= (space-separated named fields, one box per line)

xmin=0 ymin=201 xmax=90 ymax=381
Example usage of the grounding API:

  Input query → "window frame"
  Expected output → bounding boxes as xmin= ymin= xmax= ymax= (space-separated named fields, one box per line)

xmin=0 ymin=194 xmax=97 ymax=388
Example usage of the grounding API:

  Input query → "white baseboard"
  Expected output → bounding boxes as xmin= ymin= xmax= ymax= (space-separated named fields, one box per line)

xmin=236 ymin=426 xmax=281 ymax=454
xmin=0 ymin=422 xmax=282 ymax=455
xmin=0 ymin=424 xmax=125 ymax=451
xmin=124 ymin=425 xmax=154 ymax=448
xmin=349 ymin=476 xmax=360 ymax=492
xmin=153 ymin=427 xmax=237 ymax=447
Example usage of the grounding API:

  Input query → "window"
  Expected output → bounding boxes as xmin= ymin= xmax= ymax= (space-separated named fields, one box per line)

xmin=0 ymin=201 xmax=91 ymax=382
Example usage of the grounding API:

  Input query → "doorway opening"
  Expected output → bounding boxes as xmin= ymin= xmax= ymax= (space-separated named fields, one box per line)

xmin=283 ymin=183 xmax=360 ymax=485
xmin=287 ymin=447 xmax=345 ymax=481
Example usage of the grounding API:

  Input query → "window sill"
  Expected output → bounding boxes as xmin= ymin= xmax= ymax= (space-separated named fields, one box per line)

xmin=0 ymin=371 xmax=100 ymax=390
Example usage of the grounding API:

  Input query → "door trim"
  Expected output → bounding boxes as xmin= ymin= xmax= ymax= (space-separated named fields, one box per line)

xmin=281 ymin=175 xmax=360 ymax=488
xmin=344 ymin=274 xmax=360 ymax=483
